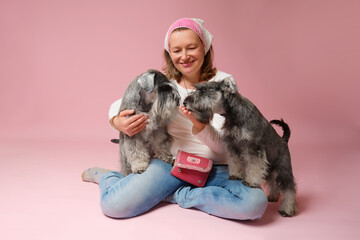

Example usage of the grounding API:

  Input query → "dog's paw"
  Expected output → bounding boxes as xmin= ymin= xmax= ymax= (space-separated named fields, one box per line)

xmin=131 ymin=162 xmax=149 ymax=174
xmin=164 ymin=156 xmax=174 ymax=165
xmin=229 ymin=175 xmax=243 ymax=181
xmin=166 ymin=158 xmax=175 ymax=165
xmin=157 ymin=153 xmax=174 ymax=165
xmin=241 ymin=180 xmax=251 ymax=187
xmin=242 ymin=180 xmax=261 ymax=189
xmin=278 ymin=202 xmax=297 ymax=217
xmin=278 ymin=209 xmax=296 ymax=217
xmin=242 ymin=175 xmax=264 ymax=188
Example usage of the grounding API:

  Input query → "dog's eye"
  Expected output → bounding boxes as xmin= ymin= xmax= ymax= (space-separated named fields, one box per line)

xmin=198 ymin=87 xmax=206 ymax=92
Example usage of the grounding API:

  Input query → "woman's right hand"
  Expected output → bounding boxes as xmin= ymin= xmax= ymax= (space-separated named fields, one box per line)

xmin=179 ymin=106 xmax=206 ymax=133
xmin=111 ymin=109 xmax=148 ymax=136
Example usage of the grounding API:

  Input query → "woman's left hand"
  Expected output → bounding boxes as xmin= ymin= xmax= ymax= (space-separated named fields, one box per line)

xmin=179 ymin=106 xmax=206 ymax=133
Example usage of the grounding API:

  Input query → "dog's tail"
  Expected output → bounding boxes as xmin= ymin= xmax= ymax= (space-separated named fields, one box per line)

xmin=270 ymin=119 xmax=291 ymax=143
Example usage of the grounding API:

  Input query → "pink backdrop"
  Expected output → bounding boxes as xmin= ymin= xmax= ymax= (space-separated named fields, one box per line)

xmin=1 ymin=0 xmax=359 ymax=239
xmin=1 ymin=0 xmax=359 ymax=144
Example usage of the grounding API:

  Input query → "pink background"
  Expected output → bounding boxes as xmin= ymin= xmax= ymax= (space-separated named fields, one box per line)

xmin=1 ymin=0 xmax=359 ymax=239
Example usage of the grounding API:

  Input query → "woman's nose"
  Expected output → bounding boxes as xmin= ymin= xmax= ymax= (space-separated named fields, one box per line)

xmin=181 ymin=50 xmax=189 ymax=60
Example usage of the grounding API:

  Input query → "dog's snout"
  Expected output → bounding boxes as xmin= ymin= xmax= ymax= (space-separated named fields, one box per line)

xmin=183 ymin=95 xmax=192 ymax=107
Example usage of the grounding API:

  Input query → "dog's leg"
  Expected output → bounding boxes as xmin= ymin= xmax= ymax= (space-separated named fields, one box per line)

xmin=119 ymin=134 xmax=132 ymax=176
xmin=228 ymin=154 xmax=246 ymax=181
xmin=279 ymin=188 xmax=297 ymax=217
xmin=242 ymin=147 xmax=268 ymax=188
xmin=226 ymin=140 xmax=247 ymax=181
xmin=276 ymin=150 xmax=297 ymax=217
xmin=120 ymin=145 xmax=131 ymax=176
xmin=123 ymin=138 xmax=151 ymax=174
xmin=152 ymin=129 xmax=174 ymax=165
xmin=266 ymin=170 xmax=280 ymax=202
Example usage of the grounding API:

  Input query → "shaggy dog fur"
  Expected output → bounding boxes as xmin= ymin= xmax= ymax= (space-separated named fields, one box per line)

xmin=183 ymin=78 xmax=297 ymax=217
xmin=116 ymin=70 xmax=180 ymax=176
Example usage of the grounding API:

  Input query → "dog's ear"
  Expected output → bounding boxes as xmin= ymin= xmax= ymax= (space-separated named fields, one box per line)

xmin=221 ymin=77 xmax=238 ymax=93
xmin=137 ymin=72 xmax=156 ymax=92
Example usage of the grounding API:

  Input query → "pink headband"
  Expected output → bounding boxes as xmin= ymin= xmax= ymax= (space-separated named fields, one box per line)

xmin=164 ymin=18 xmax=213 ymax=54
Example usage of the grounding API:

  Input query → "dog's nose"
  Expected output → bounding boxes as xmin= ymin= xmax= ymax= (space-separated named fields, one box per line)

xmin=183 ymin=101 xmax=187 ymax=107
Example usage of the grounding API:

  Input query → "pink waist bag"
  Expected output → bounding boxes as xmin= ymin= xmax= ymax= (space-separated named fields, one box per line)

xmin=171 ymin=150 xmax=213 ymax=187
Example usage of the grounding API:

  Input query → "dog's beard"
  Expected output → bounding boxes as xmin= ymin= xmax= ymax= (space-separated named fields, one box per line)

xmin=189 ymin=108 xmax=212 ymax=124
xmin=151 ymin=97 xmax=179 ymax=125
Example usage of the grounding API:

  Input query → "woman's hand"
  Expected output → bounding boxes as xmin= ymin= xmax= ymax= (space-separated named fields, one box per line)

xmin=111 ymin=109 xmax=148 ymax=136
xmin=179 ymin=106 xmax=206 ymax=133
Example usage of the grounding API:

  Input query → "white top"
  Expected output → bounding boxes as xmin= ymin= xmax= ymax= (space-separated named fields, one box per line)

xmin=108 ymin=70 xmax=234 ymax=164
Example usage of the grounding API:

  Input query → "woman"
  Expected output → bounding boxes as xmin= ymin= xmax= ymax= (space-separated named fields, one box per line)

xmin=82 ymin=18 xmax=268 ymax=220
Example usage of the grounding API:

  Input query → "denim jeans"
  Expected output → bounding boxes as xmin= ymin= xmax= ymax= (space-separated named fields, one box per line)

xmin=99 ymin=158 xmax=268 ymax=220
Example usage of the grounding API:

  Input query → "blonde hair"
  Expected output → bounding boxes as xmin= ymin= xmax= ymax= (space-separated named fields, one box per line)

xmin=162 ymin=29 xmax=217 ymax=83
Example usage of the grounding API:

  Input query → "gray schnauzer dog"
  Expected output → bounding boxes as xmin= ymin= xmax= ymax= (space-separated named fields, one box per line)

xmin=116 ymin=70 xmax=180 ymax=176
xmin=183 ymin=78 xmax=297 ymax=217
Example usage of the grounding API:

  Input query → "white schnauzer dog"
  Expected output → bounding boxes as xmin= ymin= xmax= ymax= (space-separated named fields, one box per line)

xmin=183 ymin=78 xmax=297 ymax=217
xmin=115 ymin=70 xmax=180 ymax=176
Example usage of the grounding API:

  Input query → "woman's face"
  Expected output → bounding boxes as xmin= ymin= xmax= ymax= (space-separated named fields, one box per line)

xmin=169 ymin=29 xmax=205 ymax=80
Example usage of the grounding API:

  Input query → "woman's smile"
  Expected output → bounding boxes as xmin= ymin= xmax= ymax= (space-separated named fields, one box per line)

xmin=180 ymin=60 xmax=195 ymax=68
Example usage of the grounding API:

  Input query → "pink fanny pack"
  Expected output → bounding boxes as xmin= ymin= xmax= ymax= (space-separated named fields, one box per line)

xmin=171 ymin=150 xmax=213 ymax=187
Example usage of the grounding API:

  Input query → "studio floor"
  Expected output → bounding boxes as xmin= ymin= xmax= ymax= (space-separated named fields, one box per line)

xmin=1 ymin=137 xmax=359 ymax=240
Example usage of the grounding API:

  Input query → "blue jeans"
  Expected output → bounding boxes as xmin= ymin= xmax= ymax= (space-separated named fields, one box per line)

xmin=99 ymin=158 xmax=268 ymax=220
